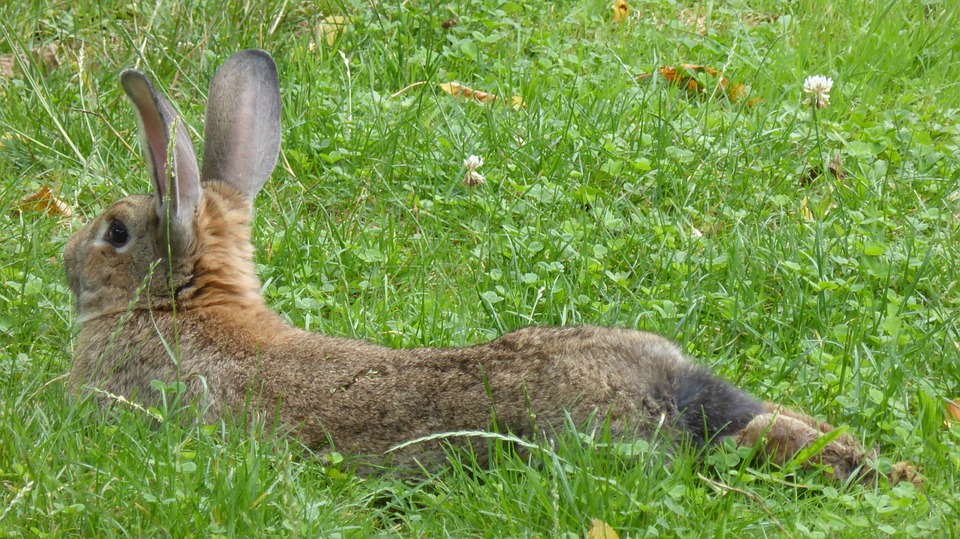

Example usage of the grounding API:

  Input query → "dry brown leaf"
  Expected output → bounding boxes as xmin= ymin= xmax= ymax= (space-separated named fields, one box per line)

xmin=801 ymin=153 xmax=844 ymax=186
xmin=638 ymin=64 xmax=760 ymax=106
xmin=586 ymin=519 xmax=620 ymax=539
xmin=0 ymin=43 xmax=61 ymax=77
xmin=829 ymin=153 xmax=843 ymax=179
xmin=14 ymin=186 xmax=73 ymax=218
xmin=440 ymin=81 xmax=497 ymax=104
xmin=319 ymin=15 xmax=347 ymax=46
xmin=37 ymin=43 xmax=60 ymax=70
xmin=612 ymin=0 xmax=630 ymax=24
xmin=0 ymin=54 xmax=15 ymax=77
xmin=439 ymin=82 xmax=525 ymax=109
xmin=945 ymin=398 xmax=960 ymax=428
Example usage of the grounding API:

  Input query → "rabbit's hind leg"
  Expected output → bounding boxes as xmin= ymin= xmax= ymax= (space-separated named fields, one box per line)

xmin=734 ymin=411 xmax=865 ymax=483
xmin=734 ymin=406 xmax=922 ymax=487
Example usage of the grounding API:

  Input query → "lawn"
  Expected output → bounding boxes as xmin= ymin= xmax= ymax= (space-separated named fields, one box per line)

xmin=1 ymin=0 xmax=959 ymax=536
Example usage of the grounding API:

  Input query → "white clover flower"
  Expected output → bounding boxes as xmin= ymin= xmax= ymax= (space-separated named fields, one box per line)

xmin=803 ymin=75 xmax=833 ymax=110
xmin=464 ymin=155 xmax=484 ymax=171
xmin=462 ymin=155 xmax=485 ymax=186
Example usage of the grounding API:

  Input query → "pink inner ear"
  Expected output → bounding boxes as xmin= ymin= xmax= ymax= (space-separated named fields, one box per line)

xmin=123 ymin=72 xmax=172 ymax=199
xmin=139 ymin=106 xmax=170 ymax=196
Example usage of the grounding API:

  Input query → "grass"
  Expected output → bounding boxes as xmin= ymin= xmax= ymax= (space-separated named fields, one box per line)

xmin=1 ymin=0 xmax=959 ymax=536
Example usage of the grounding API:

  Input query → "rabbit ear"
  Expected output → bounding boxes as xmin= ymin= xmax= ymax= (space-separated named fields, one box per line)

xmin=201 ymin=49 xmax=280 ymax=201
xmin=120 ymin=69 xmax=201 ymax=254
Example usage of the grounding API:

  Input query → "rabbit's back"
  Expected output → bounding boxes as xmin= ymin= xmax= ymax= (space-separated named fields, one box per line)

xmin=242 ymin=324 xmax=763 ymax=466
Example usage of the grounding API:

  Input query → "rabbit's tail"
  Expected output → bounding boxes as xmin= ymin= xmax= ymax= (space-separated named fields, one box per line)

xmin=670 ymin=364 xmax=765 ymax=445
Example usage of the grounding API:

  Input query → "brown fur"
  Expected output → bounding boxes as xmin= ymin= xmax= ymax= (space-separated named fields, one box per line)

xmin=65 ymin=50 xmax=918 ymax=486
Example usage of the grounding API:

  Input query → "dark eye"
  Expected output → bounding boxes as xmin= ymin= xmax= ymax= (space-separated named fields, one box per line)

xmin=106 ymin=220 xmax=129 ymax=247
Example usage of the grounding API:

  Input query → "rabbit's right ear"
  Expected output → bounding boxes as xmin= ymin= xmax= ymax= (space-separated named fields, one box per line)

xmin=120 ymin=69 xmax=201 ymax=255
xmin=201 ymin=49 xmax=281 ymax=202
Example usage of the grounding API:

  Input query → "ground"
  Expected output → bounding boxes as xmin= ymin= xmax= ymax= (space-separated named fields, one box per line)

xmin=0 ymin=0 xmax=958 ymax=536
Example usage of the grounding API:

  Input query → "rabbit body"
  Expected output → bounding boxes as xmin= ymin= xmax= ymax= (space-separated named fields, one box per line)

xmin=68 ymin=188 xmax=760 ymax=465
xmin=65 ymin=50 xmax=917 ymax=484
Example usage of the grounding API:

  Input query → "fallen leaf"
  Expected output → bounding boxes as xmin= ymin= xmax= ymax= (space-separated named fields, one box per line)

xmin=318 ymin=15 xmax=347 ymax=46
xmin=829 ymin=153 xmax=843 ymax=178
xmin=441 ymin=81 xmax=496 ymax=104
xmin=0 ymin=54 xmax=15 ymax=77
xmin=0 ymin=43 xmax=62 ymax=78
xmin=586 ymin=519 xmax=619 ymax=539
xmin=638 ymin=64 xmax=760 ymax=105
xmin=37 ymin=43 xmax=60 ymax=70
xmin=612 ymin=0 xmax=630 ymax=24
xmin=799 ymin=196 xmax=814 ymax=221
xmin=945 ymin=398 xmax=960 ymax=428
xmin=13 ymin=186 xmax=73 ymax=218
xmin=889 ymin=461 xmax=924 ymax=489
xmin=439 ymin=81 xmax=524 ymax=109
xmin=801 ymin=153 xmax=844 ymax=186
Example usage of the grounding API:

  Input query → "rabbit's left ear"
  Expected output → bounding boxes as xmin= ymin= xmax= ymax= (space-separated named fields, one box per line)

xmin=121 ymin=69 xmax=201 ymax=255
xmin=201 ymin=49 xmax=281 ymax=202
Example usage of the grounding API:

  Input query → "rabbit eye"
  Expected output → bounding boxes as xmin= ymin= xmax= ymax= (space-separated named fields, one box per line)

xmin=106 ymin=220 xmax=129 ymax=247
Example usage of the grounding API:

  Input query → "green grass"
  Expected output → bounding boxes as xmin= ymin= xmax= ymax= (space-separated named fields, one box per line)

xmin=2 ymin=0 xmax=960 ymax=536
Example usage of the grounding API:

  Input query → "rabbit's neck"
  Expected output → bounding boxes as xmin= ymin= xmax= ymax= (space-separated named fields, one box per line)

xmin=174 ymin=183 xmax=265 ymax=311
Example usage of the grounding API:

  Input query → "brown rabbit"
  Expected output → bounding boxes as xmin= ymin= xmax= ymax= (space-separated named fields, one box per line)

xmin=65 ymin=50 xmax=917 ymax=485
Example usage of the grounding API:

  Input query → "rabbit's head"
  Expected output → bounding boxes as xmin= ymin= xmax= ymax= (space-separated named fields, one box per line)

xmin=64 ymin=50 xmax=281 ymax=322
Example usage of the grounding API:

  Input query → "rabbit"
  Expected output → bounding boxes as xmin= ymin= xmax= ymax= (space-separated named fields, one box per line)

xmin=64 ymin=49 xmax=919 ymax=486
